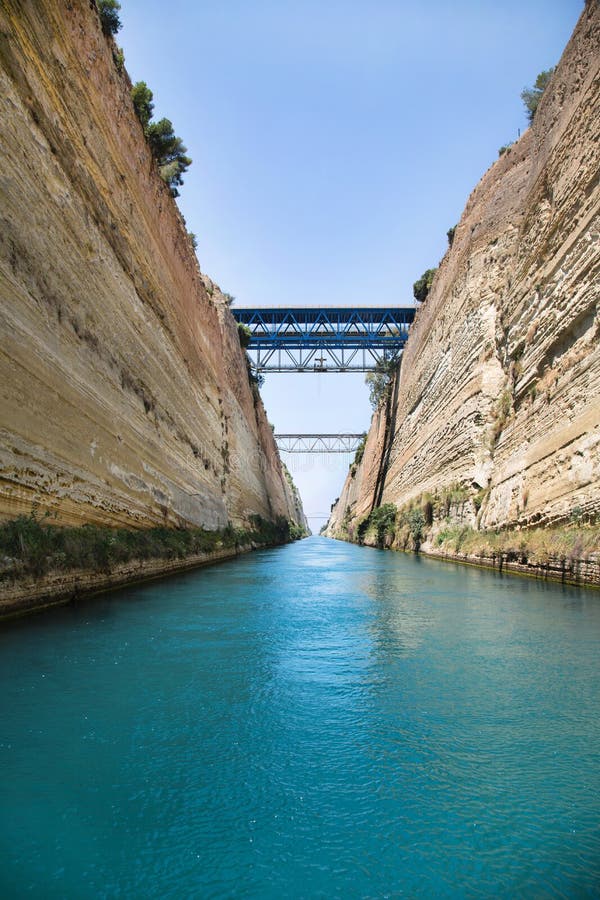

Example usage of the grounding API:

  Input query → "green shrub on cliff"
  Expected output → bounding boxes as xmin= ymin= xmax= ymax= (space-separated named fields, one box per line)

xmin=131 ymin=82 xmax=192 ymax=197
xmin=238 ymin=322 xmax=252 ymax=349
xmin=131 ymin=81 xmax=154 ymax=129
xmin=147 ymin=119 xmax=192 ymax=196
xmin=365 ymin=357 xmax=397 ymax=410
xmin=97 ymin=0 xmax=122 ymax=36
xmin=354 ymin=432 xmax=367 ymax=465
xmin=521 ymin=68 xmax=555 ymax=124
xmin=413 ymin=268 xmax=437 ymax=303
xmin=349 ymin=433 xmax=368 ymax=475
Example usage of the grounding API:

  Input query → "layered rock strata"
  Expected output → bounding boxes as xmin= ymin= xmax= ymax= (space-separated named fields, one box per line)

xmin=0 ymin=0 xmax=305 ymax=539
xmin=327 ymin=1 xmax=600 ymax=579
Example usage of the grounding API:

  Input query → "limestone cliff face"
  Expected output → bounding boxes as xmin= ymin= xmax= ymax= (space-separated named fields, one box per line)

xmin=0 ymin=0 xmax=304 ymax=531
xmin=328 ymin=2 xmax=599 ymax=541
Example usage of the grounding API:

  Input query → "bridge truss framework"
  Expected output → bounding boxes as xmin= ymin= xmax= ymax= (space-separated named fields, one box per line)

xmin=233 ymin=306 xmax=415 ymax=373
xmin=275 ymin=434 xmax=365 ymax=454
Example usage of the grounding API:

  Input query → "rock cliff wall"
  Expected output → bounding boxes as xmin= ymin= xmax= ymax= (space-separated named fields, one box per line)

xmin=327 ymin=3 xmax=599 ymax=553
xmin=0 ymin=0 xmax=304 ymax=533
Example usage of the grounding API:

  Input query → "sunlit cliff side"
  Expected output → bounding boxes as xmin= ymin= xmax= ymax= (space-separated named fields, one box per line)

xmin=0 ymin=0 xmax=305 ymax=537
xmin=327 ymin=2 xmax=599 ymax=581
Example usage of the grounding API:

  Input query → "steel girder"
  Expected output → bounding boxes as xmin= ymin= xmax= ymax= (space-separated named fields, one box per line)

xmin=232 ymin=307 xmax=415 ymax=372
xmin=275 ymin=434 xmax=365 ymax=453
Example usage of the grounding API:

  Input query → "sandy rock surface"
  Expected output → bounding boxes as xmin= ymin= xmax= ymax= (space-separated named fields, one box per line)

xmin=0 ymin=0 xmax=305 ymax=533
xmin=328 ymin=2 xmax=599 ymax=542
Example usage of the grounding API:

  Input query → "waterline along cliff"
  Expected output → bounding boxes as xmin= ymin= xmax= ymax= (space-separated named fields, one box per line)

xmin=0 ymin=0 xmax=306 ymax=614
xmin=327 ymin=2 xmax=600 ymax=585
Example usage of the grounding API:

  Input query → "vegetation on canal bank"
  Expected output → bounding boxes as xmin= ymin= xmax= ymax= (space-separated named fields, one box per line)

xmin=0 ymin=513 xmax=307 ymax=583
xmin=425 ymin=522 xmax=600 ymax=588
xmin=331 ymin=497 xmax=599 ymax=585
xmin=356 ymin=504 xmax=398 ymax=548
xmin=432 ymin=522 xmax=600 ymax=566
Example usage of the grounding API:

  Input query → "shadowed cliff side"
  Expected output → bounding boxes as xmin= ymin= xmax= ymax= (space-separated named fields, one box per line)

xmin=326 ymin=2 xmax=600 ymax=585
xmin=0 ymin=1 xmax=308 ymax=613
xmin=0 ymin=0 xmax=305 ymax=534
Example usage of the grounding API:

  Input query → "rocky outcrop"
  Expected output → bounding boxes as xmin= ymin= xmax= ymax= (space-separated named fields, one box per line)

xmin=327 ymin=1 xmax=599 ymax=577
xmin=0 ymin=0 xmax=304 ymax=537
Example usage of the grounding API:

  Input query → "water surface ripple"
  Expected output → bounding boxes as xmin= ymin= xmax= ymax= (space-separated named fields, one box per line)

xmin=1 ymin=536 xmax=599 ymax=897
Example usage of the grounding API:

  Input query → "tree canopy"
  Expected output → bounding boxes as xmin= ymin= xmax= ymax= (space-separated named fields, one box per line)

xmin=365 ymin=357 xmax=397 ymax=410
xmin=131 ymin=81 xmax=154 ymax=130
xmin=147 ymin=119 xmax=192 ymax=196
xmin=131 ymin=82 xmax=192 ymax=196
xmin=413 ymin=268 xmax=437 ymax=303
xmin=521 ymin=68 xmax=555 ymax=124
xmin=237 ymin=322 xmax=252 ymax=349
xmin=97 ymin=0 xmax=121 ymax=36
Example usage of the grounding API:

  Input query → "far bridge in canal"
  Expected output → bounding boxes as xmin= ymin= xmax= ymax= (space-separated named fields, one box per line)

xmin=232 ymin=306 xmax=415 ymax=373
xmin=275 ymin=434 xmax=365 ymax=454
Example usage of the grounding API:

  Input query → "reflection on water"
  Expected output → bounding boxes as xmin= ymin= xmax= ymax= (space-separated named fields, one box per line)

xmin=363 ymin=557 xmax=434 ymax=654
xmin=1 ymin=536 xmax=599 ymax=898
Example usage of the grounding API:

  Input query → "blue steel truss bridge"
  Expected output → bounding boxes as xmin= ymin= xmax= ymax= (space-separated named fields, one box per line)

xmin=275 ymin=434 xmax=365 ymax=454
xmin=232 ymin=306 xmax=415 ymax=373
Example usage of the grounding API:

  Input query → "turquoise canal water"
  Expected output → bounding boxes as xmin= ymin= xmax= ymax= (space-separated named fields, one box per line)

xmin=1 ymin=536 xmax=600 ymax=898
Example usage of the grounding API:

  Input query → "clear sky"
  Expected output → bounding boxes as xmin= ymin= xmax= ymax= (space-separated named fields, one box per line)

xmin=117 ymin=0 xmax=582 ymax=531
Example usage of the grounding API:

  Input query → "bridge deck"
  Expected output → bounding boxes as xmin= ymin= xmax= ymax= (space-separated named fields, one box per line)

xmin=233 ymin=306 xmax=415 ymax=372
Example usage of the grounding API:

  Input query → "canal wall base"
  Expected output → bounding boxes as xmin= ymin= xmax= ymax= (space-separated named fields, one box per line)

xmin=0 ymin=544 xmax=263 ymax=621
xmin=327 ymin=535 xmax=600 ymax=589
xmin=420 ymin=548 xmax=600 ymax=589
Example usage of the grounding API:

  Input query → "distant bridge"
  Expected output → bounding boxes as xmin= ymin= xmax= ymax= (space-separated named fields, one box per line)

xmin=233 ymin=306 xmax=415 ymax=373
xmin=275 ymin=434 xmax=365 ymax=453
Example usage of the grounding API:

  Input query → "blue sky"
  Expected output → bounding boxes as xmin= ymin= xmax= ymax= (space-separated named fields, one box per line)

xmin=117 ymin=0 xmax=582 ymax=530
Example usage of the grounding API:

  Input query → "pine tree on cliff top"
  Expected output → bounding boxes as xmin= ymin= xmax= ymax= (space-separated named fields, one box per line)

xmin=521 ymin=68 xmax=555 ymax=124
xmin=97 ymin=0 xmax=122 ymax=36
xmin=131 ymin=82 xmax=192 ymax=197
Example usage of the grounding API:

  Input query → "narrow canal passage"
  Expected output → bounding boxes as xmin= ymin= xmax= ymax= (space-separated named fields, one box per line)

xmin=1 ymin=537 xmax=599 ymax=897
